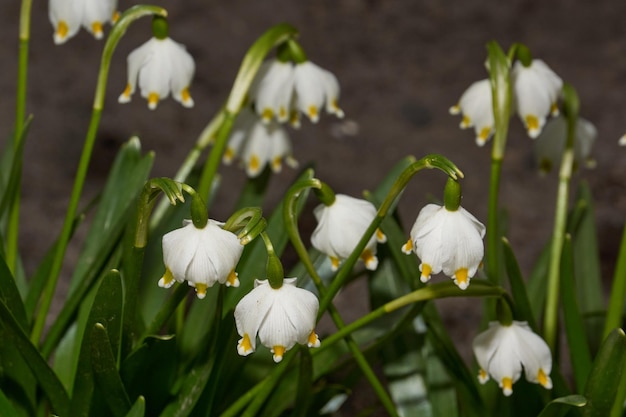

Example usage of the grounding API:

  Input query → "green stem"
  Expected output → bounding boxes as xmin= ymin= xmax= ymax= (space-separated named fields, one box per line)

xmin=6 ymin=0 xmax=33 ymax=274
xmin=604 ymin=220 xmax=626 ymax=338
xmin=486 ymin=157 xmax=503 ymax=283
xmin=30 ymin=5 xmax=168 ymax=345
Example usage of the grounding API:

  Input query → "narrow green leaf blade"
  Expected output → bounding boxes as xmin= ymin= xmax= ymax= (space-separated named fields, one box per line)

xmin=536 ymin=395 xmax=586 ymax=417
xmin=0 ymin=253 xmax=28 ymax=330
xmin=502 ymin=238 xmax=538 ymax=330
xmin=125 ymin=396 xmax=145 ymax=417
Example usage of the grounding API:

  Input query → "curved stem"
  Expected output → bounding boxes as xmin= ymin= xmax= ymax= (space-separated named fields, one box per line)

xmin=30 ymin=5 xmax=168 ymax=345
xmin=603 ymin=220 xmax=626 ymax=338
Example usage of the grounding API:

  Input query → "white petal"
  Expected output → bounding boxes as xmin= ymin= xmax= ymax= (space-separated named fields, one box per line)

xmin=49 ymin=0 xmax=82 ymax=44
xmin=166 ymin=38 xmax=195 ymax=107
xmin=294 ymin=61 xmax=327 ymax=123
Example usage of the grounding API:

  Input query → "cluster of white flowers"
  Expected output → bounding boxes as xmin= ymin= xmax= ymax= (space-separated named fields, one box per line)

xmin=450 ymin=59 xmax=563 ymax=145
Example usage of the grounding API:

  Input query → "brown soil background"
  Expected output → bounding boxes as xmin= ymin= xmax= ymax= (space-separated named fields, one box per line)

xmin=2 ymin=0 xmax=626 ymax=414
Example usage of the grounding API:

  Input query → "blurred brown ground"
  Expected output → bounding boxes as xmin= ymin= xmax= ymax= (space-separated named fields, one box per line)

xmin=1 ymin=0 xmax=626 ymax=414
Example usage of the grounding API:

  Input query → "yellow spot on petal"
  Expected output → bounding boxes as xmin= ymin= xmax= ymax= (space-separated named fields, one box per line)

xmin=478 ymin=126 xmax=492 ymax=142
xmin=401 ymin=239 xmax=413 ymax=254
xmin=278 ymin=106 xmax=287 ymax=120
xmin=226 ymin=270 xmax=239 ymax=287
xmin=122 ymin=83 xmax=132 ymax=98
xmin=478 ymin=369 xmax=489 ymax=384
xmin=550 ymin=102 xmax=559 ymax=116
xmin=181 ymin=87 xmax=191 ymax=104
xmin=449 ymin=104 xmax=460 ymax=115
xmin=361 ymin=249 xmax=378 ymax=270
xmin=261 ymin=108 xmax=273 ymax=122
xmin=537 ymin=369 xmax=550 ymax=388
xmin=420 ymin=263 xmax=432 ymax=283
xmin=454 ymin=268 xmax=469 ymax=289
xmin=195 ymin=283 xmax=208 ymax=299
xmin=330 ymin=256 xmax=340 ymax=271
xmin=239 ymin=333 xmax=253 ymax=354
xmin=501 ymin=377 xmax=513 ymax=396
xmin=272 ymin=345 xmax=286 ymax=362
xmin=376 ymin=228 xmax=387 ymax=243
xmin=308 ymin=331 xmax=320 ymax=348
xmin=308 ymin=105 xmax=319 ymax=121
xmin=525 ymin=114 xmax=539 ymax=134
xmin=148 ymin=92 xmax=159 ymax=110
xmin=56 ymin=21 xmax=69 ymax=40
xmin=112 ymin=11 xmax=120 ymax=23
xmin=223 ymin=147 xmax=234 ymax=163
xmin=460 ymin=114 xmax=471 ymax=128
xmin=290 ymin=110 xmax=301 ymax=128
xmin=91 ymin=21 xmax=103 ymax=38
xmin=249 ymin=155 xmax=260 ymax=173
xmin=271 ymin=157 xmax=282 ymax=172
xmin=158 ymin=268 xmax=175 ymax=288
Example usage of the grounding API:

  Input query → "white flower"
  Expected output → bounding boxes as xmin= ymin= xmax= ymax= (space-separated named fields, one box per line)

xmin=249 ymin=59 xmax=344 ymax=126
xmin=511 ymin=59 xmax=563 ymax=139
xmin=534 ymin=115 xmax=597 ymax=174
xmin=402 ymin=204 xmax=485 ymax=290
xmin=311 ymin=194 xmax=386 ymax=271
xmin=118 ymin=37 xmax=195 ymax=110
xmin=160 ymin=219 xmax=243 ymax=299
xmin=449 ymin=79 xmax=495 ymax=146
xmin=473 ymin=321 xmax=553 ymax=396
xmin=234 ymin=278 xmax=320 ymax=363
xmin=49 ymin=0 xmax=118 ymax=44
xmin=223 ymin=109 xmax=298 ymax=177
xmin=619 ymin=134 xmax=626 ymax=146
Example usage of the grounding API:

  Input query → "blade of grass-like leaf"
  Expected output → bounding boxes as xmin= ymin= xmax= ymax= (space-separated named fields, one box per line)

xmin=560 ymin=236 xmax=592 ymax=393
xmin=536 ymin=395 xmax=586 ymax=417
xmin=0 ymin=388 xmax=21 ymax=417
xmin=91 ymin=323 xmax=131 ymax=416
xmin=0 ymin=252 xmax=27 ymax=330
xmin=125 ymin=396 xmax=145 ymax=417
xmin=582 ymin=329 xmax=626 ymax=417
xmin=291 ymin=347 xmax=313 ymax=417
xmin=502 ymin=238 xmax=538 ymax=330
xmin=0 ymin=117 xmax=31 ymax=220
xmin=604 ymin=221 xmax=626 ymax=339
xmin=0 ymin=299 xmax=70 ymax=415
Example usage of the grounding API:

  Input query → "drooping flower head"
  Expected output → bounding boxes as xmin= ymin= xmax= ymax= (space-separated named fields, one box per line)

xmin=534 ymin=115 xmax=597 ymax=174
xmin=160 ymin=219 xmax=243 ymax=299
xmin=473 ymin=321 xmax=553 ymax=396
xmin=49 ymin=0 xmax=119 ymax=44
xmin=118 ymin=17 xmax=195 ymax=110
xmin=234 ymin=278 xmax=320 ymax=363
xmin=223 ymin=109 xmax=298 ymax=177
xmin=511 ymin=59 xmax=563 ymax=138
xmin=249 ymin=57 xmax=344 ymax=127
xmin=449 ymin=79 xmax=495 ymax=146
xmin=311 ymin=194 xmax=386 ymax=272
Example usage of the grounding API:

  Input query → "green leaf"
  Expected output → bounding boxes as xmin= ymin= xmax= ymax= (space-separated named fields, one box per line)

xmin=583 ymin=329 xmax=626 ymax=417
xmin=0 ymin=388 xmax=21 ymax=417
xmin=560 ymin=236 xmax=592 ymax=393
xmin=502 ymin=238 xmax=537 ymax=330
xmin=125 ymin=396 xmax=145 ymax=417
xmin=0 ymin=117 xmax=32 ymax=221
xmin=0 ymin=299 xmax=70 ymax=416
xmin=91 ymin=323 xmax=131 ymax=416
xmin=292 ymin=347 xmax=314 ymax=417
xmin=537 ymin=395 xmax=586 ymax=417
xmin=0 ymin=253 xmax=27 ymax=331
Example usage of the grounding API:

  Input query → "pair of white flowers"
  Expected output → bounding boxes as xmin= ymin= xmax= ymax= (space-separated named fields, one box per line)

xmin=160 ymin=219 xmax=320 ymax=363
xmin=450 ymin=59 xmax=563 ymax=146
xmin=49 ymin=0 xmax=118 ymax=44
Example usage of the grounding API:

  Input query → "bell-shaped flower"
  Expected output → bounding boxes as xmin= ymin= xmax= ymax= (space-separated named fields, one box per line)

xmin=160 ymin=219 xmax=243 ymax=299
xmin=118 ymin=37 xmax=195 ymax=110
xmin=511 ymin=59 xmax=563 ymax=139
xmin=49 ymin=0 xmax=118 ymax=44
xmin=534 ymin=115 xmax=597 ymax=174
xmin=249 ymin=59 xmax=344 ymax=126
xmin=234 ymin=278 xmax=320 ymax=363
xmin=449 ymin=79 xmax=495 ymax=146
xmin=223 ymin=109 xmax=298 ymax=177
xmin=473 ymin=321 xmax=553 ymax=396
xmin=402 ymin=204 xmax=485 ymax=290
xmin=311 ymin=194 xmax=386 ymax=272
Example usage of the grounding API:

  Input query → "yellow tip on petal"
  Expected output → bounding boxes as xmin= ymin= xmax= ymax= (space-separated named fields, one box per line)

xmin=237 ymin=333 xmax=254 ymax=356
xmin=271 ymin=156 xmax=282 ymax=172
xmin=278 ymin=106 xmax=287 ymax=121
xmin=91 ymin=21 xmax=103 ymax=39
xmin=307 ymin=105 xmax=319 ymax=122
xmin=261 ymin=108 xmax=273 ymax=122
xmin=401 ymin=239 xmax=413 ymax=255
xmin=195 ymin=283 xmax=208 ymax=299
xmin=550 ymin=102 xmax=559 ymax=116
xmin=272 ymin=345 xmax=286 ymax=363
xmin=460 ymin=114 xmax=471 ymax=129
xmin=112 ymin=11 xmax=120 ymax=23
xmin=478 ymin=126 xmax=492 ymax=142
xmin=478 ymin=369 xmax=489 ymax=384
xmin=223 ymin=147 xmax=234 ymax=164
xmin=376 ymin=228 xmax=387 ymax=243
xmin=454 ymin=268 xmax=469 ymax=290
xmin=501 ymin=377 xmax=513 ymax=396
xmin=308 ymin=331 xmax=321 ymax=348
xmin=226 ymin=270 xmax=240 ymax=288
xmin=420 ymin=263 xmax=432 ymax=283
xmin=330 ymin=256 xmax=340 ymax=271
xmin=537 ymin=369 xmax=552 ymax=389
xmin=181 ymin=87 xmax=193 ymax=107
xmin=158 ymin=268 xmax=175 ymax=288
xmin=525 ymin=114 xmax=540 ymax=137
xmin=330 ymin=98 xmax=345 ymax=118
xmin=449 ymin=104 xmax=461 ymax=115
xmin=249 ymin=155 xmax=260 ymax=174
xmin=148 ymin=92 xmax=159 ymax=110
xmin=361 ymin=249 xmax=378 ymax=271
xmin=290 ymin=110 xmax=301 ymax=128
xmin=56 ymin=21 xmax=69 ymax=41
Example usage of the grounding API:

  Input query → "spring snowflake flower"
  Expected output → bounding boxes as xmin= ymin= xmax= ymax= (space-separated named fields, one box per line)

xmin=223 ymin=109 xmax=298 ymax=177
xmin=160 ymin=219 xmax=243 ymax=299
xmin=249 ymin=59 xmax=344 ymax=127
xmin=118 ymin=37 xmax=195 ymax=110
xmin=534 ymin=115 xmax=597 ymax=174
xmin=511 ymin=59 xmax=563 ymax=139
xmin=402 ymin=204 xmax=485 ymax=290
xmin=449 ymin=79 xmax=495 ymax=146
xmin=473 ymin=321 xmax=553 ymax=396
xmin=49 ymin=0 xmax=119 ymax=44
xmin=234 ymin=278 xmax=320 ymax=363
xmin=311 ymin=194 xmax=386 ymax=271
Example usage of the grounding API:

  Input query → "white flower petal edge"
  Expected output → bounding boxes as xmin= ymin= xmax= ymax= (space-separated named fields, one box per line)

xmin=234 ymin=278 xmax=320 ymax=363
xmin=160 ymin=220 xmax=243 ymax=299
xmin=310 ymin=194 xmax=385 ymax=272
xmin=512 ymin=59 xmax=563 ymax=139
xmin=49 ymin=0 xmax=118 ymax=44
xmin=118 ymin=37 xmax=195 ymax=110
xmin=620 ymin=134 xmax=626 ymax=146
xmin=402 ymin=204 xmax=485 ymax=289
xmin=449 ymin=79 xmax=494 ymax=146
xmin=473 ymin=321 xmax=552 ymax=396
